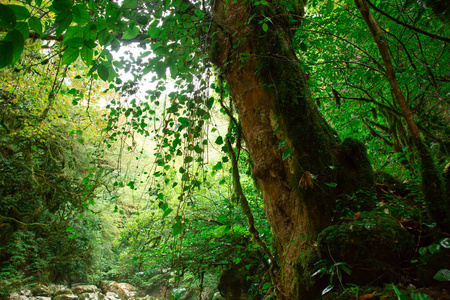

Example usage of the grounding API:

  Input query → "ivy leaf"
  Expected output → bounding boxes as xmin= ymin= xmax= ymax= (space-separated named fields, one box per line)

xmin=433 ymin=269 xmax=450 ymax=281
xmin=282 ymin=147 xmax=294 ymax=160
xmin=62 ymin=47 xmax=79 ymax=65
xmin=215 ymin=136 xmax=223 ymax=145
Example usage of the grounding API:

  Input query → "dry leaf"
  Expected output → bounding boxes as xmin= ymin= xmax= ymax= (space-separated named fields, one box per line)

xmin=360 ymin=291 xmax=377 ymax=299
xmin=299 ymin=171 xmax=314 ymax=189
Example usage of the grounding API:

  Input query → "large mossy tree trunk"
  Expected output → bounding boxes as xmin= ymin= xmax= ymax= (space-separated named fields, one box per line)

xmin=210 ymin=1 xmax=373 ymax=298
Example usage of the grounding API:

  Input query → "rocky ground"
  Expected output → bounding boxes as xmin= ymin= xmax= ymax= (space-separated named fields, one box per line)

xmin=8 ymin=280 xmax=224 ymax=300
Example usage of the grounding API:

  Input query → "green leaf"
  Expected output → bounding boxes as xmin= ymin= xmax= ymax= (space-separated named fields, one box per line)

xmin=324 ymin=182 xmax=337 ymax=187
xmin=72 ymin=4 xmax=90 ymax=25
xmin=8 ymin=5 xmax=30 ymax=20
xmin=64 ymin=37 xmax=84 ymax=47
xmin=433 ymin=269 xmax=450 ymax=281
xmin=62 ymin=47 xmax=79 ymax=65
xmin=262 ymin=283 xmax=271 ymax=290
xmin=322 ymin=285 xmax=334 ymax=296
xmin=440 ymin=238 xmax=450 ymax=248
xmin=122 ymin=26 xmax=140 ymax=40
xmin=55 ymin=11 xmax=72 ymax=36
xmin=326 ymin=0 xmax=334 ymax=13
xmin=80 ymin=46 xmax=93 ymax=66
xmin=0 ymin=41 xmax=14 ymax=68
xmin=15 ymin=22 xmax=29 ymax=40
xmin=122 ymin=0 xmax=138 ymax=9
xmin=392 ymin=284 xmax=409 ymax=300
xmin=53 ymin=0 xmax=73 ymax=11
xmin=262 ymin=23 xmax=268 ymax=32
xmin=3 ymin=30 xmax=24 ymax=66
xmin=66 ymin=226 xmax=74 ymax=232
xmin=278 ymin=139 xmax=286 ymax=149
xmin=282 ymin=147 xmax=294 ymax=160
xmin=428 ymin=244 xmax=441 ymax=254
xmin=172 ymin=221 xmax=182 ymax=236
xmin=215 ymin=136 xmax=223 ymax=145
xmin=162 ymin=208 xmax=173 ymax=219
xmin=28 ymin=16 xmax=43 ymax=35
xmin=97 ymin=63 xmax=110 ymax=81
xmin=68 ymin=234 xmax=79 ymax=239
xmin=299 ymin=42 xmax=308 ymax=52
xmin=212 ymin=162 xmax=222 ymax=171
xmin=170 ymin=288 xmax=186 ymax=300
xmin=0 ymin=4 xmax=16 ymax=29
xmin=410 ymin=291 xmax=434 ymax=300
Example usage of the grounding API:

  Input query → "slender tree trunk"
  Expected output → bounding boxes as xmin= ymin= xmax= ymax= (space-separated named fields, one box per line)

xmin=211 ymin=1 xmax=373 ymax=298
xmin=355 ymin=0 xmax=450 ymax=233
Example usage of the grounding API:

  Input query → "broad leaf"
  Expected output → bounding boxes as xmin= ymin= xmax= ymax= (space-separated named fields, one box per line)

xmin=282 ymin=147 xmax=294 ymax=160
xmin=433 ymin=269 xmax=450 ymax=281
xmin=28 ymin=16 xmax=43 ymax=35
xmin=72 ymin=4 xmax=90 ymax=25
xmin=3 ymin=30 xmax=24 ymax=66
xmin=62 ymin=47 xmax=79 ymax=65
xmin=0 ymin=4 xmax=16 ymax=29
xmin=8 ymin=5 xmax=30 ymax=20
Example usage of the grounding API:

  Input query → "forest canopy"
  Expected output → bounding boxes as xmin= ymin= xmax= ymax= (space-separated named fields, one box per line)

xmin=0 ymin=0 xmax=449 ymax=299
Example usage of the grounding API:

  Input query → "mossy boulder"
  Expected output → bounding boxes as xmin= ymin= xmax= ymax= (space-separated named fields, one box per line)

xmin=317 ymin=214 xmax=414 ymax=285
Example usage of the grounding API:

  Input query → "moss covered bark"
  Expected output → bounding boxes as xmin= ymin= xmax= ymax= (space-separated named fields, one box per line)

xmin=210 ymin=0 xmax=375 ymax=298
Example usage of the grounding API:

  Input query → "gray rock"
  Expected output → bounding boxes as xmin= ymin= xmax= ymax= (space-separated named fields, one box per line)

xmin=20 ymin=289 xmax=33 ymax=297
xmin=79 ymin=292 xmax=101 ymax=300
xmin=103 ymin=282 xmax=128 ymax=300
xmin=118 ymin=283 xmax=139 ymax=299
xmin=73 ymin=285 xmax=99 ymax=295
xmin=54 ymin=289 xmax=73 ymax=297
xmin=53 ymin=294 xmax=79 ymax=300
xmin=31 ymin=285 xmax=52 ymax=297
xmin=105 ymin=292 xmax=120 ymax=300
xmin=211 ymin=292 xmax=225 ymax=300
xmin=9 ymin=293 xmax=29 ymax=300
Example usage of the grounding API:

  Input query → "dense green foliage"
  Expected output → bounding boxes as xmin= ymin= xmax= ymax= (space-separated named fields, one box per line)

xmin=0 ymin=0 xmax=449 ymax=299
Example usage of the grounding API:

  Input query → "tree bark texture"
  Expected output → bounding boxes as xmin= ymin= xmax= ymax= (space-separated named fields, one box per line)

xmin=211 ymin=1 xmax=374 ymax=298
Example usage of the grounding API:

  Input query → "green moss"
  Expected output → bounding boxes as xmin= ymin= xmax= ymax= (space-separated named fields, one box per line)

xmin=292 ymin=245 xmax=324 ymax=299
xmin=317 ymin=214 xmax=414 ymax=285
